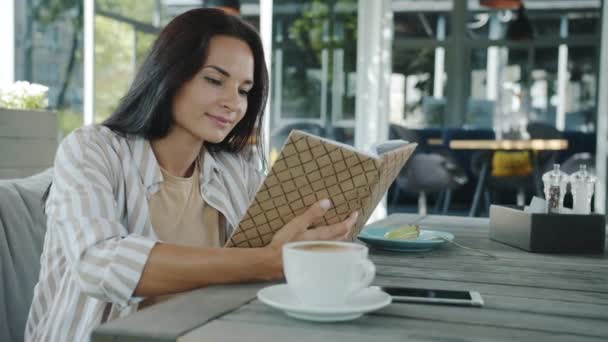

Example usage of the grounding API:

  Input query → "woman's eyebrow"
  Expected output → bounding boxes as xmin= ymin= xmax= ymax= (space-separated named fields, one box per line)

xmin=202 ymin=65 xmax=253 ymax=85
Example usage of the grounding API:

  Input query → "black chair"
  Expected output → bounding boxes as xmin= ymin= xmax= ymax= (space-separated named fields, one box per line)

xmin=527 ymin=121 xmax=564 ymax=172
xmin=389 ymin=125 xmax=468 ymax=215
xmin=469 ymin=122 xmax=565 ymax=215
xmin=392 ymin=153 xmax=468 ymax=215
xmin=561 ymin=152 xmax=595 ymax=175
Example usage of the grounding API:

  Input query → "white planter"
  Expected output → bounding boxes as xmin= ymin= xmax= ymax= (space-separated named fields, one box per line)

xmin=0 ymin=108 xmax=58 ymax=179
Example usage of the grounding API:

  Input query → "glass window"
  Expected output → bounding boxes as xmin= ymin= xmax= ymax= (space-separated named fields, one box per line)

xmin=93 ymin=1 xmax=260 ymax=123
xmin=391 ymin=4 xmax=450 ymax=129
xmin=529 ymin=47 xmax=559 ymax=126
xmin=391 ymin=48 xmax=447 ymax=128
xmin=394 ymin=12 xmax=451 ymax=39
xmin=94 ymin=1 xmax=160 ymax=122
xmin=467 ymin=8 xmax=598 ymax=41
xmin=269 ymin=0 xmax=358 ymax=158
xmin=565 ymin=46 xmax=598 ymax=131
xmin=14 ymin=0 xmax=84 ymax=136
xmin=568 ymin=11 xmax=600 ymax=36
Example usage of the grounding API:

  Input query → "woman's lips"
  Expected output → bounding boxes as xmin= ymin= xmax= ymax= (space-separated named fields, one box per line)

xmin=206 ymin=113 xmax=233 ymax=127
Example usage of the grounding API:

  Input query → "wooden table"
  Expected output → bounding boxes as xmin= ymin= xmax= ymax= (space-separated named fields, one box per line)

xmin=425 ymin=138 xmax=569 ymax=150
xmin=92 ymin=214 xmax=608 ymax=342
xmin=446 ymin=139 xmax=569 ymax=217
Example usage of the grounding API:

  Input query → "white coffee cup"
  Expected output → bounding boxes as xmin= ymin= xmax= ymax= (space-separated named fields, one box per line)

xmin=282 ymin=241 xmax=376 ymax=306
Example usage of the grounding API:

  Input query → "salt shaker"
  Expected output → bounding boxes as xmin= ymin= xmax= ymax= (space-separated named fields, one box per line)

xmin=569 ymin=165 xmax=596 ymax=214
xmin=542 ymin=164 xmax=567 ymax=213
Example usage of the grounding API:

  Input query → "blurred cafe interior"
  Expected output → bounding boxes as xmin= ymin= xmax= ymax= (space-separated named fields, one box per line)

xmin=1 ymin=0 xmax=607 ymax=217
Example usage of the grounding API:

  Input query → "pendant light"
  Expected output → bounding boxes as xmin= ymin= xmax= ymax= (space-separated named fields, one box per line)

xmin=479 ymin=0 xmax=521 ymax=9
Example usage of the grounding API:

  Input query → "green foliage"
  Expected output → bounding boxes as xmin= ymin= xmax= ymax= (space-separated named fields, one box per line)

xmin=97 ymin=0 xmax=158 ymax=25
xmin=93 ymin=0 xmax=158 ymax=121
xmin=94 ymin=15 xmax=136 ymax=122
xmin=288 ymin=0 xmax=357 ymax=65
xmin=33 ymin=0 xmax=81 ymax=27
xmin=277 ymin=0 xmax=358 ymax=120
xmin=58 ymin=109 xmax=83 ymax=137
xmin=30 ymin=0 xmax=160 ymax=128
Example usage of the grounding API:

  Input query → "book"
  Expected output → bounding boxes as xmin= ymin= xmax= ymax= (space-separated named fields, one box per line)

xmin=225 ymin=130 xmax=417 ymax=248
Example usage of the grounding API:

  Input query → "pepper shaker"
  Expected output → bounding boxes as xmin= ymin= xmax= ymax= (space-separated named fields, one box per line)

xmin=542 ymin=164 xmax=567 ymax=214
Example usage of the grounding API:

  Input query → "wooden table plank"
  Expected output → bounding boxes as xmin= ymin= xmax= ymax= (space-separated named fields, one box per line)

xmin=91 ymin=283 xmax=265 ymax=342
xmin=374 ymin=276 xmax=608 ymax=306
xmin=180 ymin=302 xmax=606 ymax=342
xmin=374 ymin=264 xmax=608 ymax=293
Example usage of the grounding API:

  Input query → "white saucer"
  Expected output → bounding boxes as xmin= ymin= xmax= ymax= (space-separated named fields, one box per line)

xmin=257 ymin=284 xmax=392 ymax=322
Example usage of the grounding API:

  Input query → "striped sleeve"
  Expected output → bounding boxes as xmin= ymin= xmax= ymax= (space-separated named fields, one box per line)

xmin=47 ymin=130 xmax=157 ymax=308
xmin=242 ymin=154 xmax=265 ymax=202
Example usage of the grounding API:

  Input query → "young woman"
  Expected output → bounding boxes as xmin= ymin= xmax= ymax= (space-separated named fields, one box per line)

xmin=25 ymin=9 xmax=358 ymax=341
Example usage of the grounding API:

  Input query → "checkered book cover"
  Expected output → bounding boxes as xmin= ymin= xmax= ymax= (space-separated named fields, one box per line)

xmin=226 ymin=130 xmax=416 ymax=247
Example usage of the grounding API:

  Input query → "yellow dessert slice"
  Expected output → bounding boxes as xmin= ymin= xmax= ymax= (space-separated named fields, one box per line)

xmin=384 ymin=225 xmax=420 ymax=240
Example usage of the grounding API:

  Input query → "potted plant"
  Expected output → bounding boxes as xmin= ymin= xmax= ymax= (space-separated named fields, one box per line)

xmin=0 ymin=81 xmax=58 ymax=179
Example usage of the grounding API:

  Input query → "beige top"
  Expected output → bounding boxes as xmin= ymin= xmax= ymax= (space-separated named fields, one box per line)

xmin=149 ymin=161 xmax=222 ymax=248
xmin=140 ymin=161 xmax=223 ymax=309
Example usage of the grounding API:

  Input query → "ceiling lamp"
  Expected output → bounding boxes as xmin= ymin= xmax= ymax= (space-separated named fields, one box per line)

xmin=479 ymin=0 xmax=522 ymax=9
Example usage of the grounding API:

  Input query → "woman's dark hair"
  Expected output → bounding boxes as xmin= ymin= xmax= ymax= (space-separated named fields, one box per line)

xmin=42 ymin=9 xmax=268 ymax=205
xmin=103 ymin=8 xmax=268 ymax=156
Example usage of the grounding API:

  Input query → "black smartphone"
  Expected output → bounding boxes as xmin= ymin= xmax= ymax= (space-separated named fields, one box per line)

xmin=379 ymin=286 xmax=484 ymax=307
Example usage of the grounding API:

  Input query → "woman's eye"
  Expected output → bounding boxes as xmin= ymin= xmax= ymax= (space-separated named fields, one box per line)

xmin=205 ymin=77 xmax=222 ymax=86
xmin=239 ymin=89 xmax=250 ymax=96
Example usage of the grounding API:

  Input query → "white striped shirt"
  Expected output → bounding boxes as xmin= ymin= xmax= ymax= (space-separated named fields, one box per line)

xmin=25 ymin=125 xmax=263 ymax=342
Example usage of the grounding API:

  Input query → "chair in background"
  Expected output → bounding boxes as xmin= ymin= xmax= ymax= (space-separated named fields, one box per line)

xmin=421 ymin=96 xmax=446 ymax=127
xmin=526 ymin=121 xmax=565 ymax=194
xmin=269 ymin=122 xmax=326 ymax=163
xmin=389 ymin=125 xmax=468 ymax=215
xmin=469 ymin=121 xmax=564 ymax=215
xmin=270 ymin=122 xmax=326 ymax=149
xmin=392 ymin=153 xmax=468 ymax=215
xmin=327 ymin=126 xmax=354 ymax=146
xmin=438 ymin=128 xmax=495 ymax=216
xmin=561 ymin=152 xmax=595 ymax=175
xmin=0 ymin=169 xmax=52 ymax=342
xmin=464 ymin=98 xmax=495 ymax=129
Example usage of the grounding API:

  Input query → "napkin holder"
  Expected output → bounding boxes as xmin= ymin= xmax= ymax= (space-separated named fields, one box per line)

xmin=489 ymin=205 xmax=606 ymax=253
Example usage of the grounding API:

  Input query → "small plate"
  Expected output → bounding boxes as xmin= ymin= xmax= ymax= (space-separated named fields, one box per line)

xmin=257 ymin=284 xmax=391 ymax=322
xmin=357 ymin=226 xmax=454 ymax=252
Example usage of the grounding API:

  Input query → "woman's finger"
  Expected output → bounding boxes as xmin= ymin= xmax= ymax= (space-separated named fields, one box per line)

xmin=293 ymin=199 xmax=331 ymax=228
xmin=303 ymin=211 xmax=358 ymax=241
xmin=271 ymin=199 xmax=332 ymax=245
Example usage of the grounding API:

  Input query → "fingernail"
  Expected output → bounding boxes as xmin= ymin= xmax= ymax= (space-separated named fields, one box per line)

xmin=351 ymin=211 xmax=359 ymax=220
xmin=319 ymin=199 xmax=331 ymax=209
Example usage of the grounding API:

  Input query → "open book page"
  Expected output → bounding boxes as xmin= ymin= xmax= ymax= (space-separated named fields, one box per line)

xmin=353 ymin=142 xmax=417 ymax=237
xmin=371 ymin=140 xmax=409 ymax=156
xmin=225 ymin=130 xmax=416 ymax=247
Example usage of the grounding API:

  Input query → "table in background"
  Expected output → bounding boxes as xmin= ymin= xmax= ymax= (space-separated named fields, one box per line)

xmin=92 ymin=214 xmax=607 ymax=342
xmin=444 ymin=139 xmax=569 ymax=216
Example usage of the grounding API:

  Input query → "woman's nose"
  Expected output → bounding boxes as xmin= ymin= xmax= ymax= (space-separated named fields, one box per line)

xmin=221 ymin=88 xmax=240 ymax=111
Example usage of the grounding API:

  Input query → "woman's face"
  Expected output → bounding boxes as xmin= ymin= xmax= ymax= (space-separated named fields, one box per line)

xmin=172 ymin=35 xmax=254 ymax=144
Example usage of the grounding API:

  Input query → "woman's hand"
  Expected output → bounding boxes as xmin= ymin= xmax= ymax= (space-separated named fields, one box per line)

xmin=263 ymin=199 xmax=359 ymax=274
xmin=262 ymin=199 xmax=358 ymax=279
